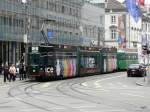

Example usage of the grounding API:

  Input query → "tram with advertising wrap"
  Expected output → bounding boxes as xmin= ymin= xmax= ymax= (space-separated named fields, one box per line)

xmin=27 ymin=44 xmax=118 ymax=80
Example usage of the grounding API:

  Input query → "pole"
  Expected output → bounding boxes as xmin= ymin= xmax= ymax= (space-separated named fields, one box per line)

xmin=98 ymin=27 xmax=100 ymax=47
xmin=129 ymin=14 xmax=131 ymax=48
xmin=22 ymin=0 xmax=29 ymax=65
xmin=146 ymin=42 xmax=150 ymax=84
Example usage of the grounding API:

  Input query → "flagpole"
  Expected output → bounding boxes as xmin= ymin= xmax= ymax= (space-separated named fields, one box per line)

xmin=129 ymin=14 xmax=131 ymax=48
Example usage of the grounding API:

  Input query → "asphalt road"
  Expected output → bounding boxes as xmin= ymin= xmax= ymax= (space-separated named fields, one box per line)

xmin=0 ymin=72 xmax=150 ymax=112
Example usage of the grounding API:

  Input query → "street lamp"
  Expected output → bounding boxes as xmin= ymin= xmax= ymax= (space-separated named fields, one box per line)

xmin=22 ymin=0 xmax=27 ymax=4
xmin=21 ymin=0 xmax=29 ymax=65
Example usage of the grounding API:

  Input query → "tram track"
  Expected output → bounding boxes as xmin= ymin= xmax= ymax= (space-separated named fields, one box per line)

xmin=7 ymin=82 xmax=54 ymax=112
xmin=6 ymin=74 xmax=150 ymax=112
xmin=23 ymin=82 xmax=79 ymax=111
xmin=55 ymin=75 xmax=150 ymax=112
xmin=7 ymin=80 xmax=80 ymax=111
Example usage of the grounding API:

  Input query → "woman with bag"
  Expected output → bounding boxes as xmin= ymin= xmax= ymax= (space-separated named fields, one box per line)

xmin=9 ymin=64 xmax=16 ymax=82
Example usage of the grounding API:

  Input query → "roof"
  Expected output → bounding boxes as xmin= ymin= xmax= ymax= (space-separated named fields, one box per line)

xmin=106 ymin=0 xmax=126 ymax=12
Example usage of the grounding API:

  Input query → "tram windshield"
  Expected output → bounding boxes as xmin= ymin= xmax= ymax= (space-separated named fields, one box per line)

xmin=28 ymin=53 xmax=40 ymax=65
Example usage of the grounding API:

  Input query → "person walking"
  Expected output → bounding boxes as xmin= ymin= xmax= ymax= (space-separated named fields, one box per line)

xmin=23 ymin=63 xmax=27 ymax=80
xmin=9 ymin=64 xmax=16 ymax=82
xmin=19 ymin=63 xmax=24 ymax=80
xmin=3 ymin=63 xmax=9 ymax=82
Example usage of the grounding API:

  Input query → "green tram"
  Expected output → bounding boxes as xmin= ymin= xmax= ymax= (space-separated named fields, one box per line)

xmin=28 ymin=45 xmax=77 ymax=80
xmin=27 ymin=44 xmax=117 ymax=80
xmin=117 ymin=51 xmax=138 ymax=70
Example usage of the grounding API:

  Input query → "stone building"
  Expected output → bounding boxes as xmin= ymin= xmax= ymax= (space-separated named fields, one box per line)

xmin=0 ymin=0 xmax=83 ymax=65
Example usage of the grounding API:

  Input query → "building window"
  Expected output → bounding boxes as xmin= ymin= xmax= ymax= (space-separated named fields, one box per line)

xmin=62 ymin=6 xmax=65 ymax=13
xmin=111 ymin=16 xmax=116 ymax=24
xmin=111 ymin=29 xmax=116 ymax=39
xmin=100 ymin=15 xmax=104 ymax=25
xmin=133 ymin=42 xmax=137 ymax=48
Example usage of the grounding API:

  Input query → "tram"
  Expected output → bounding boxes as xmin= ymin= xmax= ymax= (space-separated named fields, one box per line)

xmin=27 ymin=44 xmax=118 ymax=80
xmin=27 ymin=44 xmax=140 ymax=80
xmin=117 ymin=51 xmax=138 ymax=70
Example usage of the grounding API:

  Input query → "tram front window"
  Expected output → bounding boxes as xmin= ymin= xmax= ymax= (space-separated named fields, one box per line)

xmin=29 ymin=53 xmax=40 ymax=65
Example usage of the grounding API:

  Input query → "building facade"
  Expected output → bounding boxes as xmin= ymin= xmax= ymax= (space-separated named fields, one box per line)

xmin=0 ymin=0 xmax=84 ymax=65
xmin=104 ymin=0 xmax=144 ymax=52
xmin=80 ymin=2 xmax=105 ymax=47
xmin=140 ymin=7 xmax=150 ymax=64
xmin=105 ymin=0 xmax=126 ymax=49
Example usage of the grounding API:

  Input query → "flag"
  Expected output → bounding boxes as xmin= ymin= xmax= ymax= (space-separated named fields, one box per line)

xmin=138 ymin=0 xmax=144 ymax=6
xmin=125 ymin=0 xmax=141 ymax=22
xmin=117 ymin=36 xmax=122 ymax=44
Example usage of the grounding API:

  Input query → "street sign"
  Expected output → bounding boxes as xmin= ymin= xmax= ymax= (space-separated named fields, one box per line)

xmin=32 ymin=47 xmax=39 ymax=52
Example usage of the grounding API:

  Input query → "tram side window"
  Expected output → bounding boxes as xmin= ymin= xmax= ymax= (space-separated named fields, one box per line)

xmin=81 ymin=56 xmax=96 ymax=68
xmin=41 ymin=56 xmax=54 ymax=66
xmin=119 ymin=54 xmax=125 ymax=60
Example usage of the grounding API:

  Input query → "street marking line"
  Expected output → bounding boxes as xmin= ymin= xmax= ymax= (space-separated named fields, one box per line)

xmin=81 ymin=82 xmax=88 ymax=86
xmin=41 ymin=83 xmax=51 ymax=88
xmin=81 ymin=75 xmax=124 ymax=87
xmin=95 ymin=75 xmax=124 ymax=84
xmin=120 ymin=93 xmax=145 ymax=98
xmin=94 ymin=82 xmax=102 ymax=88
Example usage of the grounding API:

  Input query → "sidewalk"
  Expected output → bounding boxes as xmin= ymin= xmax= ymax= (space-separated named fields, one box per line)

xmin=0 ymin=74 xmax=23 ymax=86
xmin=0 ymin=74 xmax=4 ymax=85
xmin=136 ymin=77 xmax=150 ymax=87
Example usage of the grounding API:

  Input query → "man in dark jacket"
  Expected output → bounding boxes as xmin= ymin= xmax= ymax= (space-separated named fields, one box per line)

xmin=19 ymin=63 xmax=24 ymax=80
xmin=4 ymin=63 xmax=9 ymax=82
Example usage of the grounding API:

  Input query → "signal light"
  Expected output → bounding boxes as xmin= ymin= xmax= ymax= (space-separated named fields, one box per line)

xmin=142 ymin=45 xmax=147 ymax=50
xmin=147 ymin=50 xmax=150 ymax=54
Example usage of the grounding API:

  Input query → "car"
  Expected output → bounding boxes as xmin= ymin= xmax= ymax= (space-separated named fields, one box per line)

xmin=127 ymin=64 xmax=146 ymax=77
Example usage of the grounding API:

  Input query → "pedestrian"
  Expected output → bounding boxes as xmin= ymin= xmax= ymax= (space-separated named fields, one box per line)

xmin=23 ymin=63 xmax=27 ymax=80
xmin=3 ymin=62 xmax=9 ymax=82
xmin=16 ymin=62 xmax=19 ymax=78
xmin=19 ymin=63 xmax=24 ymax=80
xmin=9 ymin=64 xmax=16 ymax=82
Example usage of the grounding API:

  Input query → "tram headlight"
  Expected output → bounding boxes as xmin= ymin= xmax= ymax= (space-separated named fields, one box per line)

xmin=33 ymin=70 xmax=36 ymax=72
